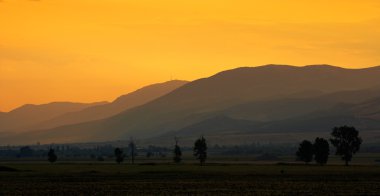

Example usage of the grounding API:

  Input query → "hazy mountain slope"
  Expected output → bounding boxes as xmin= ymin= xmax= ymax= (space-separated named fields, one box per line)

xmin=8 ymin=65 xmax=380 ymax=144
xmin=223 ymin=98 xmax=337 ymax=122
xmin=170 ymin=98 xmax=380 ymax=138
xmin=316 ymin=86 xmax=380 ymax=103
xmin=252 ymin=97 xmax=380 ymax=132
xmin=164 ymin=115 xmax=261 ymax=137
xmin=33 ymin=80 xmax=188 ymax=130
xmin=349 ymin=97 xmax=380 ymax=120
xmin=224 ymin=86 xmax=380 ymax=121
xmin=268 ymin=95 xmax=380 ymax=130
xmin=0 ymin=102 xmax=107 ymax=132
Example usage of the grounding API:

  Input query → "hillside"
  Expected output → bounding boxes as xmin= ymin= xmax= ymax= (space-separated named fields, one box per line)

xmin=167 ymin=94 xmax=380 ymax=135
xmin=32 ymin=80 xmax=188 ymax=130
xmin=223 ymin=86 xmax=380 ymax=121
xmin=5 ymin=65 xmax=380 ymax=144
xmin=0 ymin=102 xmax=107 ymax=132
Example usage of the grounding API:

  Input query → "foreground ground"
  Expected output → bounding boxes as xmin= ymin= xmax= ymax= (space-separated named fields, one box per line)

xmin=0 ymin=163 xmax=379 ymax=195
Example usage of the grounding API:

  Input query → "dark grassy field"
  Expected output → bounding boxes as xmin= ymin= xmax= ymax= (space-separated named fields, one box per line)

xmin=0 ymin=162 xmax=380 ymax=195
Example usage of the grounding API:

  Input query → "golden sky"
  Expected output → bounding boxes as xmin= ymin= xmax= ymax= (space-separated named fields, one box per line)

xmin=1 ymin=0 xmax=380 ymax=111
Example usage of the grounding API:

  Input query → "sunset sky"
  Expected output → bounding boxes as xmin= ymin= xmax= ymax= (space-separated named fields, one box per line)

xmin=1 ymin=0 xmax=380 ymax=112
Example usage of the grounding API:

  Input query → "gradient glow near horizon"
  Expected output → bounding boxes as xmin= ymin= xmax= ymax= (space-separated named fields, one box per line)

xmin=1 ymin=0 xmax=380 ymax=111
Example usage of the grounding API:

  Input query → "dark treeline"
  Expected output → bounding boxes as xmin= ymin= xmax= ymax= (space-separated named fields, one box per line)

xmin=0 ymin=145 xmax=116 ymax=159
xmin=0 ymin=126 xmax=373 ymax=166
xmin=1 ymin=142 xmax=378 ymax=160
xmin=0 ymin=143 xmax=300 ymax=159
xmin=213 ymin=143 xmax=297 ymax=155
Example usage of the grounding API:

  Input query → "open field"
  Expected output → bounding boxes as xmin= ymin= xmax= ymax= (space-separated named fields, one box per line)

xmin=1 ymin=162 xmax=380 ymax=195
xmin=2 ymin=152 xmax=379 ymax=165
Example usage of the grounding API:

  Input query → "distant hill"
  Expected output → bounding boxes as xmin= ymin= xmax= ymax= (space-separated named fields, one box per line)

xmin=223 ymin=86 xmax=380 ymax=122
xmin=11 ymin=64 xmax=380 ymax=144
xmin=169 ymin=96 xmax=380 ymax=139
xmin=31 ymin=80 xmax=188 ymax=130
xmin=0 ymin=102 xmax=107 ymax=132
xmin=164 ymin=115 xmax=261 ymax=137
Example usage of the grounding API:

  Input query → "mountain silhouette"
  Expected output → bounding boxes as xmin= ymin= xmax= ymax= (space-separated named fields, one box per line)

xmin=223 ymin=86 xmax=380 ymax=121
xmin=4 ymin=65 xmax=380 ymax=144
xmin=167 ymin=96 xmax=380 ymax=139
xmin=30 ymin=80 xmax=188 ymax=130
xmin=0 ymin=102 xmax=107 ymax=132
xmin=164 ymin=115 xmax=261 ymax=137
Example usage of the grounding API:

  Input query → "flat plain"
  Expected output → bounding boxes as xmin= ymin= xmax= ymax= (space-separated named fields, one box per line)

xmin=0 ymin=161 xmax=379 ymax=195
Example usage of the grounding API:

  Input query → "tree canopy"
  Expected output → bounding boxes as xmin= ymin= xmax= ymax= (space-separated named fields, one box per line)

xmin=194 ymin=136 xmax=207 ymax=165
xmin=330 ymin=126 xmax=362 ymax=166
xmin=296 ymin=140 xmax=313 ymax=164
xmin=48 ymin=148 xmax=57 ymax=163
xmin=114 ymin=147 xmax=124 ymax=164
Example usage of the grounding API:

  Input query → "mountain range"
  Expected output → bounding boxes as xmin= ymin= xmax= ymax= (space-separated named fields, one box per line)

xmin=2 ymin=64 xmax=380 ymax=145
xmin=0 ymin=102 xmax=107 ymax=132
xmin=31 ymin=80 xmax=188 ymax=130
xmin=0 ymin=80 xmax=187 ymax=133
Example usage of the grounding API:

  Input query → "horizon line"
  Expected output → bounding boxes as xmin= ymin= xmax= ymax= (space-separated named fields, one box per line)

xmin=2 ymin=63 xmax=380 ymax=112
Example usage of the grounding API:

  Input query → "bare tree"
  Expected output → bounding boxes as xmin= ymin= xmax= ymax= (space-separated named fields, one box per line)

xmin=128 ymin=138 xmax=137 ymax=164
xmin=173 ymin=137 xmax=182 ymax=163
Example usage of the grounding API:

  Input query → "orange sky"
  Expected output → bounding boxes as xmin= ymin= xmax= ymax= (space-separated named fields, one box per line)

xmin=1 ymin=0 xmax=380 ymax=112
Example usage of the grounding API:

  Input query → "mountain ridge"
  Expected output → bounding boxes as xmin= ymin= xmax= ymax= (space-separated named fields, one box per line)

xmin=26 ymin=80 xmax=189 ymax=131
xmin=3 ymin=64 xmax=380 ymax=144
xmin=0 ymin=101 xmax=107 ymax=132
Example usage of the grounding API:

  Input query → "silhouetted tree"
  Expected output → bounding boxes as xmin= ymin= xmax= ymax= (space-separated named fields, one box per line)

xmin=128 ymin=139 xmax=137 ymax=164
xmin=193 ymin=136 xmax=207 ymax=165
xmin=296 ymin=140 xmax=313 ymax=164
xmin=330 ymin=126 xmax=362 ymax=166
xmin=313 ymin=137 xmax=329 ymax=166
xmin=48 ymin=149 xmax=57 ymax=163
xmin=146 ymin=151 xmax=153 ymax=158
xmin=173 ymin=137 xmax=182 ymax=163
xmin=19 ymin=146 xmax=34 ymax=157
xmin=114 ymin=148 xmax=124 ymax=164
